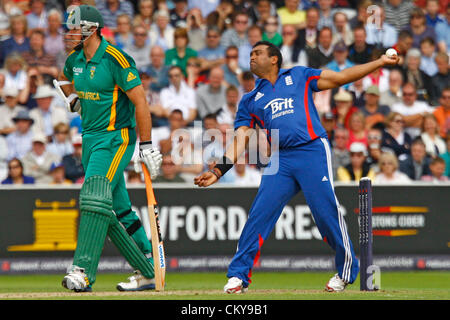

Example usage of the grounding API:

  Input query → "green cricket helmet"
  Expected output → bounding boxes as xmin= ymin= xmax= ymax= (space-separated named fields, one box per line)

xmin=64 ymin=5 xmax=104 ymax=49
xmin=67 ymin=5 xmax=104 ymax=32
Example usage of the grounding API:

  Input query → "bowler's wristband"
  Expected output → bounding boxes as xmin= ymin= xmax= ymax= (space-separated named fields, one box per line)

xmin=214 ymin=156 xmax=234 ymax=177
xmin=209 ymin=168 xmax=221 ymax=179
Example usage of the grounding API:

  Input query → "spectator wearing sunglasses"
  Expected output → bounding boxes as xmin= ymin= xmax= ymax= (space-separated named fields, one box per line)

xmin=2 ymin=158 xmax=35 ymax=184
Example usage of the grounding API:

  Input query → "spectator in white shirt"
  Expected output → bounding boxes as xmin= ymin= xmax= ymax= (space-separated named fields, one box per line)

xmin=159 ymin=66 xmax=197 ymax=125
xmin=0 ymin=134 xmax=7 ymax=180
xmin=47 ymin=123 xmax=74 ymax=158
xmin=391 ymin=82 xmax=433 ymax=139
xmin=6 ymin=110 xmax=34 ymax=160
xmin=420 ymin=113 xmax=447 ymax=158
xmin=195 ymin=66 xmax=227 ymax=119
xmin=152 ymin=109 xmax=185 ymax=153
xmin=27 ymin=0 xmax=48 ymax=30
xmin=227 ymin=161 xmax=262 ymax=186
xmin=0 ymin=54 xmax=30 ymax=105
xmin=365 ymin=5 xmax=398 ymax=49
xmin=22 ymin=132 xmax=60 ymax=184
xmin=280 ymin=24 xmax=308 ymax=68
xmin=0 ymin=87 xmax=26 ymax=136
xmin=217 ymin=85 xmax=239 ymax=126
xmin=332 ymin=11 xmax=353 ymax=47
xmin=374 ymin=151 xmax=411 ymax=184
xmin=29 ymin=85 xmax=68 ymax=139
xmin=149 ymin=10 xmax=174 ymax=51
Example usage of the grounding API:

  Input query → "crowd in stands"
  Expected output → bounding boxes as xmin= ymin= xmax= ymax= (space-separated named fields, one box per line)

xmin=0 ymin=0 xmax=448 ymax=186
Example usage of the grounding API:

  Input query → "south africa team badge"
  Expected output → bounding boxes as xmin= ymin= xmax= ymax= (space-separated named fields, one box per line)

xmin=90 ymin=66 xmax=96 ymax=79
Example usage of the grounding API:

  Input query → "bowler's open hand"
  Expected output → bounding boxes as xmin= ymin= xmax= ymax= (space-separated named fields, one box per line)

xmin=194 ymin=171 xmax=219 ymax=187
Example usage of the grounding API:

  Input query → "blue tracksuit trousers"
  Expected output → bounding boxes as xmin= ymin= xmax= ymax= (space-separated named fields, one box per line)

xmin=227 ymin=137 xmax=359 ymax=286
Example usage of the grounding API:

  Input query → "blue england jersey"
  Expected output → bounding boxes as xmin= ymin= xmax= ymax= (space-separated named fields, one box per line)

xmin=234 ymin=66 xmax=327 ymax=149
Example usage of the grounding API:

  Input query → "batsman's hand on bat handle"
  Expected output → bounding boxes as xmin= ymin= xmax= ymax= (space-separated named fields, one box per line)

xmin=67 ymin=96 xmax=81 ymax=114
xmin=194 ymin=168 xmax=221 ymax=187
xmin=134 ymin=141 xmax=162 ymax=179
xmin=53 ymin=79 xmax=81 ymax=114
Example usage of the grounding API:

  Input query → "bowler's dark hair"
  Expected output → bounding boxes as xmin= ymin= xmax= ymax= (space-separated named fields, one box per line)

xmin=253 ymin=40 xmax=283 ymax=69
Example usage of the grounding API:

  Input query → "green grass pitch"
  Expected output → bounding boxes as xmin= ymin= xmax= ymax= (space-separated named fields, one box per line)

xmin=0 ymin=271 xmax=449 ymax=300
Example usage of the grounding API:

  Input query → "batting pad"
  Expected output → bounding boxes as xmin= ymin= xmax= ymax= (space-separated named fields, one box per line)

xmin=108 ymin=218 xmax=155 ymax=279
xmin=73 ymin=175 xmax=114 ymax=285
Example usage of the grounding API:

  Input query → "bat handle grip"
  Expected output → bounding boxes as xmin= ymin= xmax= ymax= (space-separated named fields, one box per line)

xmin=142 ymin=163 xmax=157 ymax=205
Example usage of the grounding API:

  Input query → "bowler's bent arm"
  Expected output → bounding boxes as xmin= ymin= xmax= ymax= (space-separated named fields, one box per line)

xmin=224 ymin=125 xmax=254 ymax=164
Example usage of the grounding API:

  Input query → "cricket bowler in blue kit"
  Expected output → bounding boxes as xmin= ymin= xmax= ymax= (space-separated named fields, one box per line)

xmin=194 ymin=41 xmax=399 ymax=293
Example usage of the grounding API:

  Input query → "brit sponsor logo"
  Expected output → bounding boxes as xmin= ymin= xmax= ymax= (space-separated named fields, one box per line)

xmin=264 ymin=98 xmax=294 ymax=119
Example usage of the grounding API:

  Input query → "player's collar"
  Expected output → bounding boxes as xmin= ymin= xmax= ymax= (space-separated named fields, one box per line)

xmin=255 ymin=68 xmax=290 ymax=88
xmin=278 ymin=68 xmax=290 ymax=77
xmin=89 ymin=37 xmax=108 ymax=64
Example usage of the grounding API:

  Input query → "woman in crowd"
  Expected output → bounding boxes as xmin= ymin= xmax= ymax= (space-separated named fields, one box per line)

xmin=1 ymin=158 xmax=34 ymax=184
xmin=346 ymin=111 xmax=368 ymax=149
xmin=0 ymin=14 xmax=29 ymax=66
xmin=381 ymin=112 xmax=413 ymax=159
xmin=420 ymin=113 xmax=447 ymax=158
xmin=114 ymin=14 xmax=133 ymax=49
xmin=332 ymin=90 xmax=358 ymax=129
xmin=186 ymin=57 xmax=207 ymax=89
xmin=0 ymin=54 xmax=30 ymax=105
xmin=133 ymin=0 xmax=155 ymax=31
xmin=374 ymin=152 xmax=412 ymax=184
xmin=149 ymin=9 xmax=174 ymax=51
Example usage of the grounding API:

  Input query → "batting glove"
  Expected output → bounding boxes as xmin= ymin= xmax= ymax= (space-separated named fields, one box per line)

xmin=53 ymin=79 xmax=81 ymax=114
xmin=134 ymin=141 xmax=162 ymax=179
xmin=70 ymin=97 xmax=81 ymax=114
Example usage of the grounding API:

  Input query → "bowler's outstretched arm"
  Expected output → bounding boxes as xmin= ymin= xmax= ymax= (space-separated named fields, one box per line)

xmin=317 ymin=54 xmax=399 ymax=91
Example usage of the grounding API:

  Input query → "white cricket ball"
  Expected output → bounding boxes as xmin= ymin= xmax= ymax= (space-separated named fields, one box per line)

xmin=386 ymin=48 xmax=398 ymax=58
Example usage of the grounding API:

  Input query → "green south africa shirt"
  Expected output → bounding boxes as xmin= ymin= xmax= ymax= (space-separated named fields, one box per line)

xmin=63 ymin=37 xmax=141 ymax=133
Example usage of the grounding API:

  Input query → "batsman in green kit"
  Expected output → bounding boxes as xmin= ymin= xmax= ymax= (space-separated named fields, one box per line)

xmin=55 ymin=5 xmax=163 ymax=292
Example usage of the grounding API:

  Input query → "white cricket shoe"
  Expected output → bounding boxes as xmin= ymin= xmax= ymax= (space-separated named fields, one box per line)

xmin=325 ymin=273 xmax=348 ymax=292
xmin=224 ymin=277 xmax=248 ymax=294
xmin=116 ymin=271 xmax=155 ymax=291
xmin=62 ymin=266 xmax=90 ymax=292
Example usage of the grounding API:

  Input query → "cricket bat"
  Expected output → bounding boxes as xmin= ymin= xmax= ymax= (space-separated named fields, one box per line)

xmin=142 ymin=164 xmax=166 ymax=291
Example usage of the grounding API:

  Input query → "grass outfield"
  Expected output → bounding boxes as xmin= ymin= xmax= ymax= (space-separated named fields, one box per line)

xmin=0 ymin=272 xmax=449 ymax=300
